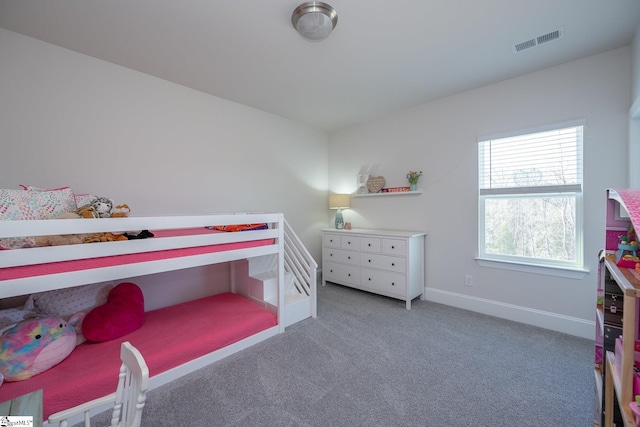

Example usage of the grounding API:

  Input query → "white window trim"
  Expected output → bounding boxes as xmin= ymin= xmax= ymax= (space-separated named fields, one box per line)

xmin=475 ymin=257 xmax=589 ymax=279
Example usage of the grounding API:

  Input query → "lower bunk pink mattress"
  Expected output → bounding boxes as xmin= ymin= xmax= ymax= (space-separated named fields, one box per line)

xmin=0 ymin=292 xmax=277 ymax=419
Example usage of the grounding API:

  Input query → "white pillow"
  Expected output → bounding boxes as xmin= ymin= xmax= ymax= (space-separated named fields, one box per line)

xmin=0 ymin=307 xmax=34 ymax=331
xmin=25 ymin=282 xmax=113 ymax=320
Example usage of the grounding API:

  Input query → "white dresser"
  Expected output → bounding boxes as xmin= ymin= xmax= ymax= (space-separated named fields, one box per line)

xmin=321 ymin=228 xmax=426 ymax=309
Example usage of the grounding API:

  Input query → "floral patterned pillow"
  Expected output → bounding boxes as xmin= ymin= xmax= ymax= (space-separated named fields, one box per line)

xmin=0 ymin=187 xmax=77 ymax=249
xmin=19 ymin=184 xmax=95 ymax=211
xmin=74 ymin=193 xmax=96 ymax=208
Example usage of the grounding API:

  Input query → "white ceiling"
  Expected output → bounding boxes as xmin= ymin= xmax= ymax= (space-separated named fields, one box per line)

xmin=1 ymin=1 xmax=640 ymax=132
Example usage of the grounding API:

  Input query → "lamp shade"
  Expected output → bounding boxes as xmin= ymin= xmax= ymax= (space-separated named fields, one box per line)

xmin=329 ymin=194 xmax=350 ymax=210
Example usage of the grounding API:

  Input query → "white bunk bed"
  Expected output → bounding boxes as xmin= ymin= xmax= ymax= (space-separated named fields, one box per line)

xmin=0 ymin=212 xmax=290 ymax=424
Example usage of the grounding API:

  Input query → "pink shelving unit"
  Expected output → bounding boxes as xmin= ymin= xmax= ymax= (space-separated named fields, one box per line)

xmin=597 ymin=189 xmax=640 ymax=427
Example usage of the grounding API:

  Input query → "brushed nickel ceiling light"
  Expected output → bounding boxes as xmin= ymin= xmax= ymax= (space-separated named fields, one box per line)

xmin=291 ymin=2 xmax=338 ymax=41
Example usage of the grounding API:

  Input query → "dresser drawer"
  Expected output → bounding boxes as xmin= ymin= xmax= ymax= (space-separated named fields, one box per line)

xmin=323 ymin=261 xmax=360 ymax=286
xmin=340 ymin=235 xmax=360 ymax=249
xmin=323 ymin=233 xmax=341 ymax=248
xmin=360 ymin=269 xmax=406 ymax=297
xmin=360 ymin=237 xmax=381 ymax=253
xmin=322 ymin=228 xmax=425 ymax=309
xmin=382 ymin=239 xmax=406 ymax=256
xmin=324 ymin=248 xmax=359 ymax=266
xmin=360 ymin=253 xmax=406 ymax=274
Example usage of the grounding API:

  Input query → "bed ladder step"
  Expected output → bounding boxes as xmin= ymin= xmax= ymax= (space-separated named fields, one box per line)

xmin=250 ymin=270 xmax=311 ymax=328
xmin=282 ymin=271 xmax=312 ymax=327
xmin=232 ymin=255 xmax=314 ymax=328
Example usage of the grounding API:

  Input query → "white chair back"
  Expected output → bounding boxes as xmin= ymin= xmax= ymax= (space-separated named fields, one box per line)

xmin=110 ymin=341 xmax=149 ymax=427
xmin=47 ymin=341 xmax=149 ymax=427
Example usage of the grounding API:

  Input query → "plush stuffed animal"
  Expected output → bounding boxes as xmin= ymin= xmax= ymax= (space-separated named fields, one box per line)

xmin=76 ymin=205 xmax=99 ymax=219
xmin=0 ymin=314 xmax=77 ymax=385
xmin=111 ymin=204 xmax=130 ymax=218
xmin=84 ymin=232 xmax=128 ymax=243
xmin=82 ymin=282 xmax=145 ymax=342
xmin=91 ymin=197 xmax=114 ymax=218
xmin=34 ymin=212 xmax=88 ymax=247
xmin=81 ymin=200 xmax=129 ymax=242
xmin=109 ymin=204 xmax=131 ymax=239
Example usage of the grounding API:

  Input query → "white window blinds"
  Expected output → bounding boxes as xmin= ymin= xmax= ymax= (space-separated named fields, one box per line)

xmin=479 ymin=124 xmax=583 ymax=196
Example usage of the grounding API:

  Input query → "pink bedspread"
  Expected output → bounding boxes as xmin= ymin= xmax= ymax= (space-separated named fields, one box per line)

xmin=0 ymin=292 xmax=277 ymax=418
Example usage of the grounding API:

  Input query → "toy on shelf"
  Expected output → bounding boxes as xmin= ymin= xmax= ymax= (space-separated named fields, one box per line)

xmin=617 ymin=225 xmax=639 ymax=267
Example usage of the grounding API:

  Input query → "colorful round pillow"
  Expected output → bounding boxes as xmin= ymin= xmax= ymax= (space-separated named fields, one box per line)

xmin=82 ymin=282 xmax=145 ymax=342
xmin=0 ymin=314 xmax=77 ymax=383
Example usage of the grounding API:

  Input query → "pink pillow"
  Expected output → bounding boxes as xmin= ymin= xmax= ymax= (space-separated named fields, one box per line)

xmin=82 ymin=282 xmax=145 ymax=342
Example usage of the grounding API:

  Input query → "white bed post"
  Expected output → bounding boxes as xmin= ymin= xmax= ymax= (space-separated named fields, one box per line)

xmin=276 ymin=213 xmax=286 ymax=333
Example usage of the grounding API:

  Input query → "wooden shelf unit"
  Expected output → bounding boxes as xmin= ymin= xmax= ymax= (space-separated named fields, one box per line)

xmin=603 ymin=254 xmax=640 ymax=427
xmin=597 ymin=189 xmax=640 ymax=427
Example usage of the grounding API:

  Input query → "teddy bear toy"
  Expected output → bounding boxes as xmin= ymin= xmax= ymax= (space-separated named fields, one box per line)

xmin=111 ymin=204 xmax=130 ymax=218
xmin=0 ymin=314 xmax=77 ymax=385
xmin=35 ymin=211 xmax=88 ymax=246
xmin=84 ymin=232 xmax=128 ymax=243
xmin=90 ymin=196 xmax=114 ymax=218
xmin=76 ymin=205 xmax=99 ymax=219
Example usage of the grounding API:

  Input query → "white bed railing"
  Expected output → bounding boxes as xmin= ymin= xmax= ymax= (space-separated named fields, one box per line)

xmin=0 ymin=213 xmax=282 ymax=268
xmin=283 ymin=219 xmax=317 ymax=318
xmin=0 ymin=213 xmax=285 ymax=299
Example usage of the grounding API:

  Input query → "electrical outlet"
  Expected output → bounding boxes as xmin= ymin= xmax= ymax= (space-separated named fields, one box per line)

xmin=464 ymin=275 xmax=473 ymax=286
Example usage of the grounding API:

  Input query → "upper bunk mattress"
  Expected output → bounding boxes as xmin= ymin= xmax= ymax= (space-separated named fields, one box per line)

xmin=0 ymin=292 xmax=278 ymax=418
xmin=0 ymin=227 xmax=275 ymax=282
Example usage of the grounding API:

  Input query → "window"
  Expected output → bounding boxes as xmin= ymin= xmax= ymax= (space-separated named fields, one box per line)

xmin=478 ymin=121 xmax=584 ymax=270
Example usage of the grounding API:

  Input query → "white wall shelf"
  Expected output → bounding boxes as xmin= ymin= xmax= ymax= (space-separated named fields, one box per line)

xmin=352 ymin=190 xmax=422 ymax=198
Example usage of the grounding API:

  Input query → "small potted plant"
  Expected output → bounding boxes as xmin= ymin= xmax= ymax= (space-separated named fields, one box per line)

xmin=406 ymin=170 xmax=422 ymax=191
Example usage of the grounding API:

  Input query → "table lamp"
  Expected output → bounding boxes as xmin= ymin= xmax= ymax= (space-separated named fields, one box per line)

xmin=329 ymin=194 xmax=350 ymax=229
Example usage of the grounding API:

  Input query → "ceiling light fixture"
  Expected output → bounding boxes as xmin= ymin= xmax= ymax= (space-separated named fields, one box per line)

xmin=291 ymin=2 xmax=338 ymax=41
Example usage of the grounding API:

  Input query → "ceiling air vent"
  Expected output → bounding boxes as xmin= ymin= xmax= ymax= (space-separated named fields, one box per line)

xmin=512 ymin=27 xmax=564 ymax=53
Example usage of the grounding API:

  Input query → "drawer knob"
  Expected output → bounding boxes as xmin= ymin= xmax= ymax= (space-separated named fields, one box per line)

xmin=368 ymin=243 xmax=371 ymax=246
xmin=391 ymin=263 xmax=395 ymax=266
xmin=368 ymin=259 xmax=371 ymax=263
xmin=391 ymin=245 xmax=395 ymax=249
xmin=368 ymin=278 xmax=371 ymax=281
xmin=348 ymin=273 xmax=351 ymax=277
xmin=391 ymin=282 xmax=395 ymax=286
xmin=348 ymin=256 xmax=351 ymax=259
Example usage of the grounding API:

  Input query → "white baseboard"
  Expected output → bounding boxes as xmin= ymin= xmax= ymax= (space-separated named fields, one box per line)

xmin=424 ymin=288 xmax=595 ymax=340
